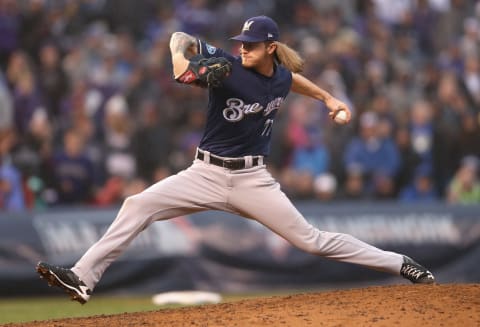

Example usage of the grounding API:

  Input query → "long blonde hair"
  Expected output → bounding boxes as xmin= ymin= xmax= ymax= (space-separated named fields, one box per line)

xmin=274 ymin=41 xmax=304 ymax=73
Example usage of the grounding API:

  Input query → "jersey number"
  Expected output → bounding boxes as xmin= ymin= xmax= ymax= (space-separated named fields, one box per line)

xmin=261 ymin=119 xmax=274 ymax=137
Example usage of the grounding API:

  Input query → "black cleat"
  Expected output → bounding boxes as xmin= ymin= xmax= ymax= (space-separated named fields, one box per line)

xmin=36 ymin=261 xmax=91 ymax=304
xmin=400 ymin=256 xmax=435 ymax=284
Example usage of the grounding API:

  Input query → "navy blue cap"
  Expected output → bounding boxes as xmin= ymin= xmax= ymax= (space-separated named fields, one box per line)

xmin=230 ymin=16 xmax=279 ymax=42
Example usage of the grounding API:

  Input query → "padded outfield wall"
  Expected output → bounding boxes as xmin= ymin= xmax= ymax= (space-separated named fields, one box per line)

xmin=0 ymin=202 xmax=479 ymax=296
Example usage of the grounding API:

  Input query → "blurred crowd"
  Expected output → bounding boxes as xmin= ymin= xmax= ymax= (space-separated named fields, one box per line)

xmin=1 ymin=0 xmax=480 ymax=212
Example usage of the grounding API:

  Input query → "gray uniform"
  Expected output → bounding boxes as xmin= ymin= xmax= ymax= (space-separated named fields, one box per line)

xmin=72 ymin=150 xmax=403 ymax=290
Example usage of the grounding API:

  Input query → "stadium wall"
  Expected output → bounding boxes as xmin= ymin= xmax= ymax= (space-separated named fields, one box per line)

xmin=0 ymin=202 xmax=479 ymax=296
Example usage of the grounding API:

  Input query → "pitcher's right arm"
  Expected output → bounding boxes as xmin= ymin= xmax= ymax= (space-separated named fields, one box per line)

xmin=291 ymin=72 xmax=352 ymax=124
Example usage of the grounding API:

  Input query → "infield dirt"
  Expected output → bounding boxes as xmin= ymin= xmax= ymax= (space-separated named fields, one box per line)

xmin=6 ymin=284 xmax=480 ymax=327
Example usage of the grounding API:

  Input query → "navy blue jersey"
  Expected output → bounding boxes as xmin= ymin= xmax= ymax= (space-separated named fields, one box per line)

xmin=197 ymin=40 xmax=292 ymax=157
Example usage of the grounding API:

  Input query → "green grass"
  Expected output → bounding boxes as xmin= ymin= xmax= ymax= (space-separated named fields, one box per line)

xmin=0 ymin=290 xmax=309 ymax=325
xmin=0 ymin=295 xmax=162 ymax=325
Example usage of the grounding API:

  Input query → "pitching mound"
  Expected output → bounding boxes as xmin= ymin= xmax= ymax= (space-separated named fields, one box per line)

xmin=12 ymin=284 xmax=480 ymax=326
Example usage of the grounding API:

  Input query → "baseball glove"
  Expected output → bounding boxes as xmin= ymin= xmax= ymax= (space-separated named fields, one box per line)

xmin=176 ymin=54 xmax=232 ymax=88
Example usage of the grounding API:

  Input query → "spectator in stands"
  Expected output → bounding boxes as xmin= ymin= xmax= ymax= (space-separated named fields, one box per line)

xmin=369 ymin=93 xmax=395 ymax=134
xmin=456 ymin=110 xmax=480 ymax=160
xmin=11 ymin=109 xmax=53 ymax=209
xmin=291 ymin=129 xmax=329 ymax=179
xmin=37 ymin=43 xmax=69 ymax=119
xmin=102 ymin=94 xmax=136 ymax=181
xmin=431 ymin=71 xmax=466 ymax=194
xmin=12 ymin=71 xmax=44 ymax=135
xmin=459 ymin=54 xmax=480 ymax=108
xmin=0 ymin=129 xmax=25 ymax=211
xmin=0 ymin=0 xmax=20 ymax=69
xmin=278 ymin=97 xmax=329 ymax=198
xmin=5 ymin=50 xmax=32 ymax=89
xmin=446 ymin=155 xmax=480 ymax=204
xmin=340 ymin=164 xmax=367 ymax=200
xmin=409 ymin=99 xmax=435 ymax=176
xmin=288 ymin=98 xmax=330 ymax=179
xmin=412 ymin=0 xmax=440 ymax=57
xmin=372 ymin=0 xmax=413 ymax=27
xmin=399 ymin=166 xmax=438 ymax=203
xmin=93 ymin=94 xmax=140 ymax=206
xmin=174 ymin=0 xmax=216 ymax=36
xmin=171 ymin=107 xmax=206 ymax=172
xmin=1 ymin=1 xmax=480 ymax=208
xmin=132 ymin=99 xmax=171 ymax=182
xmin=52 ymin=129 xmax=94 ymax=204
xmin=0 ymin=71 xmax=13 ymax=130
xmin=394 ymin=125 xmax=421 ymax=195
xmin=18 ymin=0 xmax=50 ymax=57
xmin=458 ymin=17 xmax=480 ymax=58
xmin=343 ymin=111 xmax=400 ymax=198
xmin=436 ymin=70 xmax=467 ymax=133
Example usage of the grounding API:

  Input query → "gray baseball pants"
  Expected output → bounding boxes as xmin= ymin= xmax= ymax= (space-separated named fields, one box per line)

xmin=72 ymin=153 xmax=403 ymax=290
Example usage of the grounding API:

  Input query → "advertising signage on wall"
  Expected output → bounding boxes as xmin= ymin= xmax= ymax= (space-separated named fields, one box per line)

xmin=0 ymin=203 xmax=479 ymax=296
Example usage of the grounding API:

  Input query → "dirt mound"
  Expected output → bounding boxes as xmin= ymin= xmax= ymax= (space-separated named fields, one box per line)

xmin=10 ymin=284 xmax=480 ymax=327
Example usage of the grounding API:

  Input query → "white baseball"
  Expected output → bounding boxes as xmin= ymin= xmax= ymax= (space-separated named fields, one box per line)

xmin=333 ymin=109 xmax=348 ymax=124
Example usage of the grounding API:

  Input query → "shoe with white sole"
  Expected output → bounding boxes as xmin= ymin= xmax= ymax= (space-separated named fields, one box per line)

xmin=400 ymin=256 xmax=435 ymax=284
xmin=36 ymin=261 xmax=91 ymax=304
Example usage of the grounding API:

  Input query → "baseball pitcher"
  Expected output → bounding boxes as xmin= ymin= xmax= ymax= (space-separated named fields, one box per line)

xmin=36 ymin=16 xmax=434 ymax=304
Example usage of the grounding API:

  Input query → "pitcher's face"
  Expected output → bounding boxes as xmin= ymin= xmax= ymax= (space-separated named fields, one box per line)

xmin=239 ymin=41 xmax=276 ymax=69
